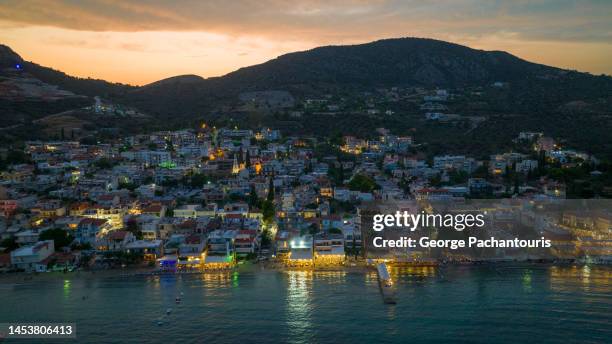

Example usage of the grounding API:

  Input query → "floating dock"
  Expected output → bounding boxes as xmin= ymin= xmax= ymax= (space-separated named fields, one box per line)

xmin=376 ymin=263 xmax=397 ymax=304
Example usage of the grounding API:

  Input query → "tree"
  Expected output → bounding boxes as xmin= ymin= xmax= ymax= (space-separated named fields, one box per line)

xmin=0 ymin=237 xmax=19 ymax=252
xmin=126 ymin=219 xmax=143 ymax=240
xmin=189 ymin=173 xmax=209 ymax=188
xmin=328 ymin=227 xmax=342 ymax=234
xmin=245 ymin=149 xmax=251 ymax=168
xmin=267 ymin=176 xmax=275 ymax=202
xmin=308 ymin=223 xmax=320 ymax=235
xmin=4 ymin=150 xmax=29 ymax=165
xmin=262 ymin=200 xmax=275 ymax=223
xmin=513 ymin=175 xmax=520 ymax=194
xmin=260 ymin=228 xmax=272 ymax=248
xmin=347 ymin=174 xmax=379 ymax=192
xmin=248 ymin=184 xmax=259 ymax=208
xmin=239 ymin=149 xmax=245 ymax=166
xmin=39 ymin=228 xmax=74 ymax=251
xmin=94 ymin=158 xmax=114 ymax=169
xmin=165 ymin=139 xmax=175 ymax=152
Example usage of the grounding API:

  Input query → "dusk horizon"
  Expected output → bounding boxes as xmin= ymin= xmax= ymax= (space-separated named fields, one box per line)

xmin=3 ymin=35 xmax=611 ymax=87
xmin=1 ymin=1 xmax=611 ymax=85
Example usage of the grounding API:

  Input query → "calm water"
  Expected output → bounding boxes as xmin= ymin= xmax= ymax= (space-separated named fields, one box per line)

xmin=0 ymin=265 xmax=610 ymax=344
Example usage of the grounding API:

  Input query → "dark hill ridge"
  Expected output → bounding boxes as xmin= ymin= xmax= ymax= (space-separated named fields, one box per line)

xmin=124 ymin=38 xmax=612 ymax=116
xmin=0 ymin=44 xmax=23 ymax=68
xmin=0 ymin=44 xmax=133 ymax=98
xmin=1 ymin=38 xmax=611 ymax=116
xmin=212 ymin=38 xmax=559 ymax=89
xmin=133 ymin=37 xmax=565 ymax=97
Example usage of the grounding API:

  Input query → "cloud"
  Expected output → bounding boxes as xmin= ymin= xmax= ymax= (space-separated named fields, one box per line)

xmin=0 ymin=0 xmax=610 ymax=44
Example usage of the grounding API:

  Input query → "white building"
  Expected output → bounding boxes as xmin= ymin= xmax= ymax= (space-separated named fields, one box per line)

xmin=10 ymin=240 xmax=55 ymax=272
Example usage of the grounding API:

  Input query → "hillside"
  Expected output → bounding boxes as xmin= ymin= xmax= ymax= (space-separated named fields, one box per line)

xmin=1 ymin=38 xmax=611 ymax=157
xmin=123 ymin=38 xmax=612 ymax=116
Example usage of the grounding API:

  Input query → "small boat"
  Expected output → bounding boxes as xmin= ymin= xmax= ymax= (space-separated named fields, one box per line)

xmin=175 ymin=296 xmax=181 ymax=304
xmin=166 ymin=308 xmax=172 ymax=315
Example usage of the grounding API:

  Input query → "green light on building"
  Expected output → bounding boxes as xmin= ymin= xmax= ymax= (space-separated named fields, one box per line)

xmin=159 ymin=161 xmax=176 ymax=169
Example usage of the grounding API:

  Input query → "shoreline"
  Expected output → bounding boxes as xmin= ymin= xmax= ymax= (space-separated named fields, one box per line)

xmin=0 ymin=259 xmax=607 ymax=284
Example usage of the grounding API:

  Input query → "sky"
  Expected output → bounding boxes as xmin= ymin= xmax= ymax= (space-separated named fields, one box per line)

xmin=0 ymin=0 xmax=610 ymax=86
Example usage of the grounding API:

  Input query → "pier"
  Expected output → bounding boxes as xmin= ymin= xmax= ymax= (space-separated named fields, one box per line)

xmin=376 ymin=263 xmax=397 ymax=304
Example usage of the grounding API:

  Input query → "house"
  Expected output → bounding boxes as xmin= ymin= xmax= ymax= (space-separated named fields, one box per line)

xmin=343 ymin=226 xmax=362 ymax=251
xmin=124 ymin=240 xmax=164 ymax=260
xmin=142 ymin=204 xmax=166 ymax=218
xmin=10 ymin=240 xmax=55 ymax=272
xmin=77 ymin=218 xmax=112 ymax=245
xmin=468 ymin=178 xmax=490 ymax=195
xmin=234 ymin=230 xmax=259 ymax=255
xmin=321 ymin=215 xmax=343 ymax=230
xmin=333 ymin=188 xmax=351 ymax=202
xmin=177 ymin=235 xmax=206 ymax=268
xmin=31 ymin=200 xmax=66 ymax=218
xmin=0 ymin=199 xmax=18 ymax=217
xmin=203 ymin=232 xmax=235 ymax=269
xmin=99 ymin=230 xmax=135 ymax=251
xmin=415 ymin=188 xmax=453 ymax=201
xmin=14 ymin=230 xmax=40 ymax=245
xmin=275 ymin=231 xmax=292 ymax=255
xmin=516 ymin=160 xmax=538 ymax=173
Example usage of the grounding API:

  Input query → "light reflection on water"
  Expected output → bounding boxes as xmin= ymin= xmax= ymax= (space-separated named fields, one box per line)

xmin=0 ymin=265 xmax=609 ymax=344
xmin=285 ymin=270 xmax=313 ymax=344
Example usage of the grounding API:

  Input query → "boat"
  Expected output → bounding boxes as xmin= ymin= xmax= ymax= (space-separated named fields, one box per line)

xmin=175 ymin=296 xmax=181 ymax=304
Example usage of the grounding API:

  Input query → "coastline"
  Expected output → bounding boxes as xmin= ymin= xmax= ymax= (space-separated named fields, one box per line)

xmin=0 ymin=259 xmax=604 ymax=284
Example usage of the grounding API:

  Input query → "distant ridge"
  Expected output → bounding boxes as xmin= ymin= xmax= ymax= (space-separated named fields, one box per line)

xmin=1 ymin=37 xmax=611 ymax=118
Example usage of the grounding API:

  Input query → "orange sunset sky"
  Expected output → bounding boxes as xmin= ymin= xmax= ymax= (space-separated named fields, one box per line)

xmin=1 ymin=0 xmax=611 ymax=86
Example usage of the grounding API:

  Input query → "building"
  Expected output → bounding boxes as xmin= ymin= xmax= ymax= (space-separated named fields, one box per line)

xmin=203 ymin=232 xmax=235 ymax=269
xmin=124 ymin=240 xmax=164 ymax=261
xmin=313 ymin=232 xmax=345 ymax=265
xmin=10 ymin=240 xmax=55 ymax=272
xmin=177 ymin=235 xmax=206 ymax=268
xmin=99 ymin=230 xmax=135 ymax=251
xmin=77 ymin=218 xmax=112 ymax=245
xmin=234 ymin=230 xmax=259 ymax=255
xmin=287 ymin=235 xmax=313 ymax=267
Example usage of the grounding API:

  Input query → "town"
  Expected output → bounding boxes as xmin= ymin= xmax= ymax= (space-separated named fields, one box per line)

xmin=1 ymin=88 xmax=611 ymax=274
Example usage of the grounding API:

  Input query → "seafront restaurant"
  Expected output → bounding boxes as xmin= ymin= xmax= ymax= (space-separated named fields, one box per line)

xmin=202 ymin=236 xmax=235 ymax=270
xmin=177 ymin=234 xmax=206 ymax=270
xmin=286 ymin=235 xmax=314 ymax=268
xmin=313 ymin=232 xmax=345 ymax=266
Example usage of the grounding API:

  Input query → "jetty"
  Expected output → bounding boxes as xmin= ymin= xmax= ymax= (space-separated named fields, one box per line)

xmin=376 ymin=263 xmax=397 ymax=304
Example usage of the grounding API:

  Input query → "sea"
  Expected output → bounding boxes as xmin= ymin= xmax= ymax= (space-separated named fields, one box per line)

xmin=0 ymin=264 xmax=610 ymax=343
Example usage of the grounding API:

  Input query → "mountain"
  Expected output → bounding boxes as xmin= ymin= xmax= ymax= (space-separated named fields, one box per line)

xmin=122 ymin=38 xmax=612 ymax=116
xmin=3 ymin=38 xmax=612 ymax=115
